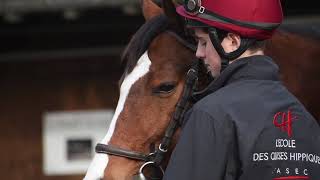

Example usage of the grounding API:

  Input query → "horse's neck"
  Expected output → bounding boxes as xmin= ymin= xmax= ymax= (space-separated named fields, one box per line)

xmin=265 ymin=26 xmax=320 ymax=122
xmin=266 ymin=25 xmax=320 ymax=62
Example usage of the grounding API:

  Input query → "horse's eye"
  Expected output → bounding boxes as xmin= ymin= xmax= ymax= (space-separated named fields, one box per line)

xmin=152 ymin=83 xmax=176 ymax=94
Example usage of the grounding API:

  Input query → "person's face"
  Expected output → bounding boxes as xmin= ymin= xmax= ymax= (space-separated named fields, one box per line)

xmin=194 ymin=28 xmax=222 ymax=78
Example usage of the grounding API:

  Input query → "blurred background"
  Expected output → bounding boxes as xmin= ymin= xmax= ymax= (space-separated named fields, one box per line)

xmin=0 ymin=0 xmax=319 ymax=179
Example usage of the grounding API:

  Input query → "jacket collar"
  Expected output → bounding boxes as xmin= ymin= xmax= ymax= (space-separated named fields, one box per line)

xmin=193 ymin=55 xmax=280 ymax=101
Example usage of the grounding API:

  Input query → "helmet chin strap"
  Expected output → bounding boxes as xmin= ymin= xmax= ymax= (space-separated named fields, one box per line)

xmin=208 ymin=28 xmax=256 ymax=72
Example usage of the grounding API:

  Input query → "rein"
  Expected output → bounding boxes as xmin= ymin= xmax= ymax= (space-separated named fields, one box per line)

xmin=95 ymin=30 xmax=198 ymax=179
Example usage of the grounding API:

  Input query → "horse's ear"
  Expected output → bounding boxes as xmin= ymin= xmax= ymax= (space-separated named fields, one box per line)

xmin=141 ymin=0 xmax=164 ymax=21
xmin=162 ymin=0 xmax=185 ymax=33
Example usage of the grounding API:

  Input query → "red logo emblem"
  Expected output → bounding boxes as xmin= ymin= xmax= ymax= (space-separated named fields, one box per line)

xmin=273 ymin=110 xmax=297 ymax=138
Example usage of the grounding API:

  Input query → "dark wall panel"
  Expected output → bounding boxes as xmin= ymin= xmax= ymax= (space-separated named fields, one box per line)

xmin=0 ymin=57 xmax=122 ymax=179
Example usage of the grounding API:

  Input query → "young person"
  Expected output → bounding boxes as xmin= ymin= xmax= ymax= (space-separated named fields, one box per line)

xmin=163 ymin=0 xmax=320 ymax=179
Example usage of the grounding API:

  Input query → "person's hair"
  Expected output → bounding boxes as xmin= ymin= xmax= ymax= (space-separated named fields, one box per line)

xmin=199 ymin=27 xmax=267 ymax=52
xmin=247 ymin=40 xmax=267 ymax=52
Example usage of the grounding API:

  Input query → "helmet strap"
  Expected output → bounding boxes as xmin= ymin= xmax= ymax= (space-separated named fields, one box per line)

xmin=208 ymin=27 xmax=256 ymax=72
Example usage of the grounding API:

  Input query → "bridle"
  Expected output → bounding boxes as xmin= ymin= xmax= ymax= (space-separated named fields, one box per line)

xmin=95 ymin=30 xmax=197 ymax=179
xmin=95 ymin=30 xmax=198 ymax=179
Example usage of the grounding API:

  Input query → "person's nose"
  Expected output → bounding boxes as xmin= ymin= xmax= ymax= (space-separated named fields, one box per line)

xmin=196 ymin=44 xmax=205 ymax=59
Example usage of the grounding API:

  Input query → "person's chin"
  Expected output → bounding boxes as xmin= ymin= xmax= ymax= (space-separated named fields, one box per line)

xmin=210 ymin=69 xmax=220 ymax=78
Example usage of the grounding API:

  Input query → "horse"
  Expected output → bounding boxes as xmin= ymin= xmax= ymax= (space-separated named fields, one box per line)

xmin=84 ymin=0 xmax=320 ymax=179
xmin=84 ymin=1 xmax=199 ymax=179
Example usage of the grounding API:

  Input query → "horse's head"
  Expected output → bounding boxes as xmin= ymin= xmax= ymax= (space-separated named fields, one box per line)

xmin=84 ymin=0 xmax=197 ymax=179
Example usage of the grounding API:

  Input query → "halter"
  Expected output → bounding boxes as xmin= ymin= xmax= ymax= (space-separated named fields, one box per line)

xmin=95 ymin=30 xmax=198 ymax=180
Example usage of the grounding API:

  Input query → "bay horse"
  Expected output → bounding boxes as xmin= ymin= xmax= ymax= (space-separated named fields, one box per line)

xmin=84 ymin=0 xmax=320 ymax=179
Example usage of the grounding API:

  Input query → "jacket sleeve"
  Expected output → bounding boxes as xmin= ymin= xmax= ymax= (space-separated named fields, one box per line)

xmin=163 ymin=108 xmax=240 ymax=180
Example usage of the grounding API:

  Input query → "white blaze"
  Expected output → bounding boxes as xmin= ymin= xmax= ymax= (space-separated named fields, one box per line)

xmin=84 ymin=51 xmax=151 ymax=180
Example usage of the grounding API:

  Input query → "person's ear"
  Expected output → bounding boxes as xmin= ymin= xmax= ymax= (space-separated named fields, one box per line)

xmin=224 ymin=33 xmax=241 ymax=53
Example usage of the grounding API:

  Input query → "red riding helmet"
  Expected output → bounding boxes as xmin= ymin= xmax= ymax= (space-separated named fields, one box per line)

xmin=176 ymin=0 xmax=283 ymax=39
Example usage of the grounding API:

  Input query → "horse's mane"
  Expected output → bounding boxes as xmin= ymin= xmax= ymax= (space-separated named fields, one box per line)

xmin=120 ymin=15 xmax=169 ymax=78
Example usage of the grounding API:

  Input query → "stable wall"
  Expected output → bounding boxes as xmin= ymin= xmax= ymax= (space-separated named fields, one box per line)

xmin=0 ymin=57 xmax=121 ymax=179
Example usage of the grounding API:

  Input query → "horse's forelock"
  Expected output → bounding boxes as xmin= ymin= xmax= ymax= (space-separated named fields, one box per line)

xmin=120 ymin=15 xmax=169 ymax=85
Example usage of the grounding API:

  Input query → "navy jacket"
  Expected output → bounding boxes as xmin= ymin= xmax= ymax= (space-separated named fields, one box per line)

xmin=163 ymin=55 xmax=320 ymax=180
